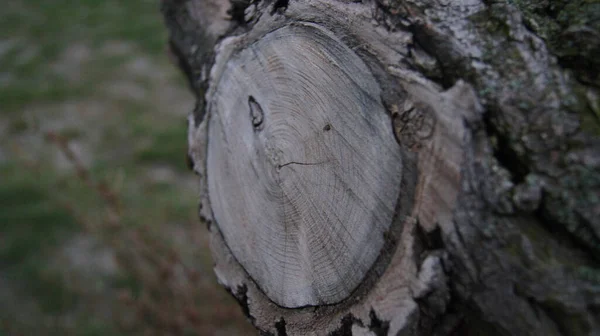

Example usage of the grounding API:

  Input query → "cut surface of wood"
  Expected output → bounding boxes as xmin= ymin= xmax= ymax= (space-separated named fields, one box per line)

xmin=206 ymin=23 xmax=403 ymax=308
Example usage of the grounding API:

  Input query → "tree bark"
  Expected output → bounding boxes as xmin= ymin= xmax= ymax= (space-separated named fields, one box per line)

xmin=161 ymin=0 xmax=600 ymax=335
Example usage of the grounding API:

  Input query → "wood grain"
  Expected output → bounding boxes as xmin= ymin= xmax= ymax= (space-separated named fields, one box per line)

xmin=206 ymin=23 xmax=403 ymax=307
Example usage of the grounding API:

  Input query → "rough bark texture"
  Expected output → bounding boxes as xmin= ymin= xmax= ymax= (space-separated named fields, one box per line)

xmin=162 ymin=0 xmax=600 ymax=335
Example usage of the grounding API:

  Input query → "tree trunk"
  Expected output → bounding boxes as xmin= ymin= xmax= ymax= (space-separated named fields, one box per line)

xmin=161 ymin=0 xmax=600 ymax=335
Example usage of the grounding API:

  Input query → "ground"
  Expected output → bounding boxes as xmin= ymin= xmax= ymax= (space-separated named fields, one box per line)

xmin=0 ymin=1 xmax=253 ymax=335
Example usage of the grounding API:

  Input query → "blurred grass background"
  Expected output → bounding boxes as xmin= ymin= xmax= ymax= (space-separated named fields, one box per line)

xmin=0 ymin=1 xmax=253 ymax=335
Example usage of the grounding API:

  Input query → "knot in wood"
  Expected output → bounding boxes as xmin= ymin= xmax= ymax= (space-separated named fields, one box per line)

xmin=392 ymin=100 xmax=436 ymax=151
xmin=206 ymin=23 xmax=404 ymax=307
xmin=248 ymin=96 xmax=264 ymax=129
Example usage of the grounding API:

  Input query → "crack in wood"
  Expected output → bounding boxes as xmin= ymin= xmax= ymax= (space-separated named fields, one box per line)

xmin=277 ymin=161 xmax=330 ymax=169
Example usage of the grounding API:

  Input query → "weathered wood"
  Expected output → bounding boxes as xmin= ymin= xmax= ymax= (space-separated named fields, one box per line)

xmin=162 ymin=0 xmax=600 ymax=334
xmin=207 ymin=23 xmax=404 ymax=307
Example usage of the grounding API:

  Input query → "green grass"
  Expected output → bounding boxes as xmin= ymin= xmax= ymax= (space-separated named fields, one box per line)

xmin=0 ymin=163 xmax=80 ymax=314
xmin=107 ymin=103 xmax=191 ymax=172
xmin=78 ymin=321 xmax=124 ymax=336
xmin=134 ymin=124 xmax=189 ymax=171
xmin=0 ymin=0 xmax=166 ymax=56
xmin=0 ymin=165 xmax=77 ymax=263
xmin=0 ymin=0 xmax=169 ymax=113
xmin=111 ymin=273 xmax=143 ymax=299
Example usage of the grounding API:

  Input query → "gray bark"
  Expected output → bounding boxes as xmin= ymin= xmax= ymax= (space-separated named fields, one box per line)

xmin=162 ymin=0 xmax=600 ymax=335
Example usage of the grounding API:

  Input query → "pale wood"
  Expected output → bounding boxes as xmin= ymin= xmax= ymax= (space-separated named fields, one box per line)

xmin=206 ymin=23 xmax=403 ymax=308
